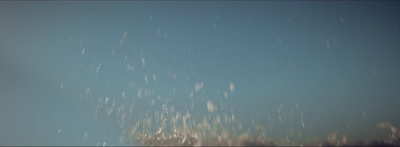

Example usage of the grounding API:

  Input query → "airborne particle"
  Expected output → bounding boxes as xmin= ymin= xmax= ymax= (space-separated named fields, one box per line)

xmin=83 ymin=132 xmax=88 ymax=139
xmin=194 ymin=82 xmax=203 ymax=92
xmin=207 ymin=100 xmax=218 ymax=113
xmin=144 ymin=75 xmax=148 ymax=85
xmin=96 ymin=64 xmax=101 ymax=74
xmin=223 ymin=91 xmax=228 ymax=99
xmin=229 ymin=82 xmax=235 ymax=93
xmin=141 ymin=58 xmax=145 ymax=67
xmin=137 ymin=88 xmax=142 ymax=99
xmin=120 ymin=39 xmax=124 ymax=46
xmin=123 ymin=32 xmax=127 ymax=38
xmin=172 ymin=87 xmax=176 ymax=94
xmin=85 ymin=87 xmax=90 ymax=94
xmin=326 ymin=40 xmax=330 ymax=49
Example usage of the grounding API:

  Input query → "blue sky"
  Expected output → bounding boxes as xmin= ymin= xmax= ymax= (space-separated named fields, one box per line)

xmin=0 ymin=1 xmax=399 ymax=145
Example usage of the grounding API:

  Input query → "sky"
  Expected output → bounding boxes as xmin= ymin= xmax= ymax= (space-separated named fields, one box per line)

xmin=0 ymin=1 xmax=399 ymax=146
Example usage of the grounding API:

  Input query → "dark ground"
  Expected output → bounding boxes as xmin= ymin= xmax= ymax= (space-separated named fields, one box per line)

xmin=134 ymin=122 xmax=400 ymax=146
